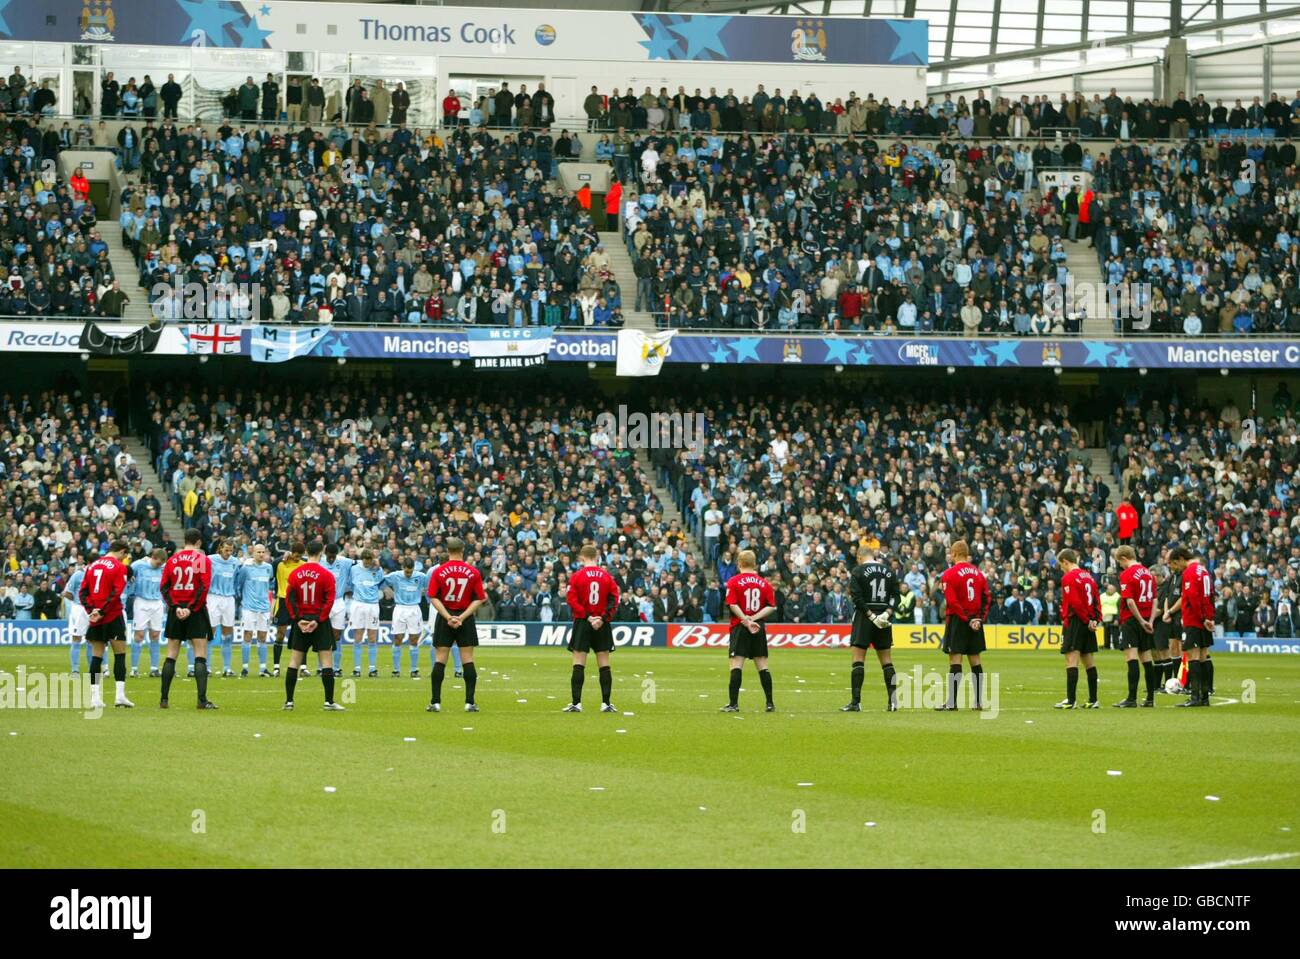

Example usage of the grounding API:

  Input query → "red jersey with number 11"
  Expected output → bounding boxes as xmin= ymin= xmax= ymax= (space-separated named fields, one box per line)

xmin=941 ymin=562 xmax=991 ymax=622
xmin=566 ymin=566 xmax=619 ymax=621
xmin=286 ymin=562 xmax=336 ymax=622
xmin=725 ymin=572 xmax=776 ymax=629
xmin=428 ymin=560 xmax=486 ymax=614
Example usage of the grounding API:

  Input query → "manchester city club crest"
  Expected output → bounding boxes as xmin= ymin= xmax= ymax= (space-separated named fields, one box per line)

xmin=791 ymin=20 xmax=828 ymax=62
xmin=1041 ymin=342 xmax=1063 ymax=367
xmin=80 ymin=0 xmax=117 ymax=42
xmin=782 ymin=339 xmax=804 ymax=363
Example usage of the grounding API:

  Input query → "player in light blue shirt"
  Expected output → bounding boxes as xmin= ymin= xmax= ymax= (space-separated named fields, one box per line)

xmin=208 ymin=544 xmax=242 ymax=676
xmin=128 ymin=551 xmax=166 ymax=675
xmin=349 ymin=552 xmax=386 ymax=676
xmin=322 ymin=544 xmax=356 ymax=675
xmin=63 ymin=566 xmax=86 ymax=674
xmin=384 ymin=559 xmax=429 ymax=676
xmin=235 ymin=544 xmax=276 ymax=676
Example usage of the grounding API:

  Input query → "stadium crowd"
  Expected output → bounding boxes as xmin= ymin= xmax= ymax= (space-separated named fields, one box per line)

xmin=2 ymin=379 xmax=1296 ymax=641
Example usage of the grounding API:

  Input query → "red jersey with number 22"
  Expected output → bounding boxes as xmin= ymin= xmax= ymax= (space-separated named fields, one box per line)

xmin=161 ymin=549 xmax=211 ymax=611
xmin=941 ymin=562 xmax=991 ymax=622
xmin=428 ymin=560 xmax=486 ymax=614
xmin=725 ymin=573 xmax=776 ymax=629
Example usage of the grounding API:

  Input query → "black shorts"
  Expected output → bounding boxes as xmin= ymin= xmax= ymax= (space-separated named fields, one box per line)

xmin=1119 ymin=618 xmax=1154 ymax=652
xmin=164 ymin=606 xmax=212 ymax=642
xmin=289 ymin=620 xmax=335 ymax=653
xmin=85 ymin=616 xmax=126 ymax=646
xmin=275 ymin=602 xmax=293 ymax=627
xmin=1061 ymin=619 xmax=1099 ymax=655
xmin=850 ymin=614 xmax=893 ymax=651
xmin=1181 ymin=625 xmax=1214 ymax=650
xmin=568 ymin=619 xmax=615 ymax=654
xmin=433 ymin=614 xmax=479 ymax=648
xmin=728 ymin=623 xmax=769 ymax=659
xmin=1153 ymin=617 xmax=1172 ymax=649
xmin=941 ymin=617 xmax=985 ymax=656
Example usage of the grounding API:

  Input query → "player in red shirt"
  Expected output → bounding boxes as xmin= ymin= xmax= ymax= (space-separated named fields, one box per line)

xmin=79 ymin=539 xmax=133 ymax=710
xmin=937 ymin=540 xmax=991 ymax=711
xmin=1114 ymin=545 xmax=1158 ymax=707
xmin=563 ymin=544 xmax=621 ymax=713
xmin=283 ymin=539 xmax=342 ymax=711
xmin=1055 ymin=548 xmax=1102 ymax=709
xmin=426 ymin=537 xmax=487 ymax=713
xmin=722 ymin=549 xmax=778 ymax=713
xmin=160 ymin=529 xmax=216 ymax=709
xmin=1169 ymin=545 xmax=1215 ymax=707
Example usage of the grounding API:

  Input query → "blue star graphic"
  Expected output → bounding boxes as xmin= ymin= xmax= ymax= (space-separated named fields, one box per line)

xmin=886 ymin=20 xmax=928 ymax=65
xmin=822 ymin=337 xmax=854 ymax=365
xmin=668 ymin=15 xmax=729 ymax=61
xmin=730 ymin=337 xmax=762 ymax=363
xmin=638 ymin=16 xmax=679 ymax=61
xmin=0 ymin=0 xmax=12 ymax=39
xmin=1083 ymin=340 xmax=1116 ymax=367
xmin=259 ymin=4 xmax=271 ymax=15
xmin=176 ymin=0 xmax=241 ymax=46
xmin=851 ymin=343 xmax=875 ymax=366
xmin=327 ymin=334 xmax=351 ymax=358
xmin=234 ymin=15 xmax=274 ymax=49
xmin=1112 ymin=347 xmax=1133 ymax=369
xmin=708 ymin=339 xmax=730 ymax=365
xmin=988 ymin=340 xmax=1021 ymax=366
xmin=970 ymin=345 xmax=989 ymax=367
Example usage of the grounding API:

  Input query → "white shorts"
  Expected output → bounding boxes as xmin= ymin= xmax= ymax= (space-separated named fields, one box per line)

xmin=68 ymin=603 xmax=89 ymax=639
xmin=392 ymin=605 xmax=423 ymax=637
xmin=133 ymin=598 xmax=165 ymax=634
xmin=207 ymin=594 xmax=236 ymax=628
xmin=330 ymin=598 xmax=349 ymax=631
xmin=241 ymin=608 xmax=271 ymax=635
xmin=348 ymin=602 xmax=380 ymax=631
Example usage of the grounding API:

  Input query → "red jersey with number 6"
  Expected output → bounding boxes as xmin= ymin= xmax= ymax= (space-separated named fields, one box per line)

xmin=161 ymin=548 xmax=211 ymax=611
xmin=941 ymin=562 xmax=991 ymax=623
xmin=286 ymin=562 xmax=336 ymax=622
xmin=80 ymin=554 xmax=130 ymax=623
xmin=1118 ymin=563 xmax=1155 ymax=623
xmin=566 ymin=566 xmax=620 ymax=621
xmin=1061 ymin=567 xmax=1102 ymax=627
xmin=428 ymin=560 xmax=486 ymax=614
xmin=725 ymin=572 xmax=776 ymax=629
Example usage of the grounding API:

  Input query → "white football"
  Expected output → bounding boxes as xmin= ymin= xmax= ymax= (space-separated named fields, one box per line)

xmin=1165 ymin=677 xmax=1183 ymax=695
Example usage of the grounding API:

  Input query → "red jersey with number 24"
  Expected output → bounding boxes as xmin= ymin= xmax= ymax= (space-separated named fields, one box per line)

xmin=725 ymin=573 xmax=776 ymax=629
xmin=1118 ymin=563 xmax=1155 ymax=623
xmin=428 ymin=560 xmax=486 ymax=614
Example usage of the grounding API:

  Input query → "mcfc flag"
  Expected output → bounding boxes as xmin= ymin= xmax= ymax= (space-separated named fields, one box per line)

xmin=250 ymin=325 xmax=328 ymax=363
xmin=79 ymin=319 xmax=164 ymax=356
xmin=186 ymin=323 xmax=241 ymax=356
xmin=465 ymin=327 xmax=553 ymax=370
xmin=616 ymin=328 xmax=676 ymax=376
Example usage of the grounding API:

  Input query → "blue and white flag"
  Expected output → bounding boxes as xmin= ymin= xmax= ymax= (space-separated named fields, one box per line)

xmin=465 ymin=327 xmax=553 ymax=370
xmin=250 ymin=325 xmax=328 ymax=363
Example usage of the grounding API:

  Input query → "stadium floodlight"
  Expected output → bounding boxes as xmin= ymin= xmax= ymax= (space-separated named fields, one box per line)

xmin=701 ymin=363 xmax=710 ymax=371
xmin=834 ymin=364 xmax=844 ymax=373
xmin=337 ymin=357 xmax=347 ymax=366
xmin=946 ymin=366 xmax=956 ymax=375
xmin=452 ymin=359 xmax=461 ymax=368
xmin=1139 ymin=368 xmax=1148 ymax=376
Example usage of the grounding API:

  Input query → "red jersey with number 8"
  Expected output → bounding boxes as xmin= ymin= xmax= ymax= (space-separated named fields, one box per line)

xmin=161 ymin=549 xmax=211 ymax=611
xmin=725 ymin=572 xmax=776 ymax=629
xmin=285 ymin=562 xmax=336 ymax=622
xmin=941 ymin=561 xmax=991 ymax=623
xmin=428 ymin=560 xmax=486 ymax=614
xmin=566 ymin=566 xmax=619 ymax=621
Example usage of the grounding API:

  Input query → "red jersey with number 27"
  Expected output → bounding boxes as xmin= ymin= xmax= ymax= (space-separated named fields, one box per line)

xmin=725 ymin=573 xmax=776 ymax=629
xmin=566 ymin=566 xmax=620 ymax=621
xmin=1118 ymin=563 xmax=1155 ymax=623
xmin=941 ymin=562 xmax=991 ymax=622
xmin=428 ymin=560 xmax=486 ymax=614
xmin=80 ymin=555 xmax=130 ymax=623
xmin=161 ymin=549 xmax=211 ymax=611
xmin=286 ymin=562 xmax=336 ymax=622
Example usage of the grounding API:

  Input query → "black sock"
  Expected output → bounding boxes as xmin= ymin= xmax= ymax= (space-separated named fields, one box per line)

xmin=285 ymin=665 xmax=298 ymax=703
xmin=1189 ymin=660 xmax=1202 ymax=699
xmin=882 ymin=663 xmax=896 ymax=707
xmin=728 ymin=667 xmax=741 ymax=706
xmin=570 ymin=664 xmax=585 ymax=705
xmin=1142 ymin=660 xmax=1157 ymax=697
xmin=947 ymin=664 xmax=961 ymax=707
xmin=322 ymin=666 xmax=335 ymax=704
xmin=850 ymin=663 xmax=865 ymax=704
xmin=113 ymin=652 xmax=126 ymax=682
xmin=194 ymin=657 xmax=209 ymax=703
xmin=758 ymin=668 xmax=773 ymax=706
xmin=1086 ymin=665 xmax=1098 ymax=703
xmin=431 ymin=661 xmax=446 ymax=704
xmin=463 ymin=663 xmax=477 ymax=705
xmin=273 ymin=642 xmax=283 ymax=666
xmin=970 ymin=665 xmax=983 ymax=708
xmin=160 ymin=657 xmax=176 ymax=700
xmin=89 ymin=655 xmax=103 ymax=684
xmin=598 ymin=665 xmax=612 ymax=705
xmin=1066 ymin=666 xmax=1079 ymax=703
xmin=1166 ymin=658 xmax=1179 ymax=683
xmin=1127 ymin=659 xmax=1139 ymax=700
xmin=1203 ymin=658 xmax=1214 ymax=695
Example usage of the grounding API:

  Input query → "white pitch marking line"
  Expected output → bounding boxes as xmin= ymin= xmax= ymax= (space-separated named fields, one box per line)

xmin=1181 ymin=852 xmax=1300 ymax=869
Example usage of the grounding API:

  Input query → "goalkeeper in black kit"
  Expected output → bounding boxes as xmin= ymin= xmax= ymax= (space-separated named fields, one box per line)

xmin=842 ymin=546 xmax=900 ymax=712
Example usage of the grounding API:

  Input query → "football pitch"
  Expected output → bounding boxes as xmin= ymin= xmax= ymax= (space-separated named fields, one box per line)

xmin=2 ymin=647 xmax=1298 ymax=869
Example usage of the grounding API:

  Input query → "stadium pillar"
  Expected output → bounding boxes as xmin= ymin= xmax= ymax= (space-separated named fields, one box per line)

xmin=1164 ymin=37 xmax=1188 ymax=104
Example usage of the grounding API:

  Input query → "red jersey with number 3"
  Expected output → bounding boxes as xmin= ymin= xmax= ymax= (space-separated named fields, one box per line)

xmin=1118 ymin=563 xmax=1155 ymax=623
xmin=1181 ymin=561 xmax=1215 ymax=629
xmin=428 ymin=560 xmax=486 ymax=614
xmin=286 ymin=562 xmax=336 ymax=622
xmin=566 ymin=566 xmax=620 ymax=621
xmin=80 ymin=555 xmax=129 ymax=623
xmin=725 ymin=572 xmax=776 ymax=629
xmin=1061 ymin=567 xmax=1101 ymax=628
xmin=161 ymin=549 xmax=212 ymax=611
xmin=941 ymin=562 xmax=990 ymax=622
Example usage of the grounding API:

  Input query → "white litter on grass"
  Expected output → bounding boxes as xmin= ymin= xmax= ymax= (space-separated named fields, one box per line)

xmin=589 ymin=787 xmax=605 ymax=792
xmin=386 ymin=768 xmax=394 ymax=772
xmin=8 ymin=731 xmax=15 ymax=736
xmin=462 ymin=727 xmax=474 ymax=732
xmin=797 ymin=782 xmax=814 ymax=787
xmin=403 ymin=737 xmax=416 ymax=742
xmin=1107 ymin=770 xmax=1123 ymax=777
xmin=797 ymin=679 xmax=806 ymax=684
xmin=324 ymin=786 xmax=337 ymax=793
xmin=699 ymin=694 xmax=708 ymax=698
xmin=623 ymin=711 xmax=634 ymax=716
xmin=547 ymin=695 xmax=556 ymax=700
xmin=254 ymin=733 xmax=262 ymax=739
xmin=616 ymin=729 xmax=627 ymax=734
xmin=699 ymin=806 xmax=707 ymax=811
xmin=516 ymin=699 xmax=527 ymax=704
xmin=864 ymin=821 xmax=877 ymax=828
xmin=1025 ymin=720 xmax=1034 ymax=725
xmin=1282 ymin=827 xmax=1292 ymax=832
xmin=1206 ymin=795 xmax=1221 ymax=802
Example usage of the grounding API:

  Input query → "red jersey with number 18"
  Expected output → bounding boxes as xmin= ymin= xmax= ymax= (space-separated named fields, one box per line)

xmin=941 ymin=562 xmax=991 ymax=623
xmin=725 ymin=573 xmax=776 ymax=629
xmin=428 ymin=560 xmax=486 ymax=614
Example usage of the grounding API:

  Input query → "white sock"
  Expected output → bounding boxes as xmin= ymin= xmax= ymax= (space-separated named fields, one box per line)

xmin=115 ymin=680 xmax=126 ymax=699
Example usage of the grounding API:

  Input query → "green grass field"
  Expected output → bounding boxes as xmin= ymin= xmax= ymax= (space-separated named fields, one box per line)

xmin=2 ymin=646 xmax=1298 ymax=868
